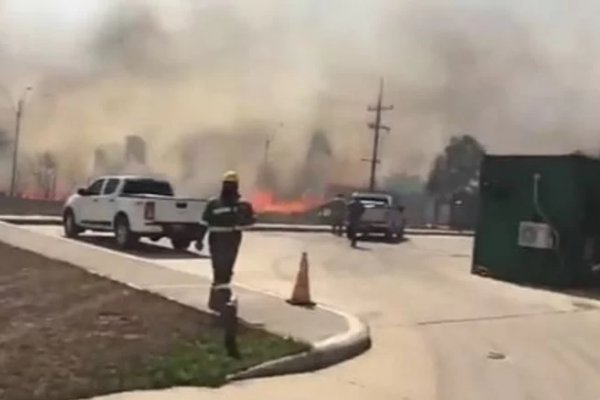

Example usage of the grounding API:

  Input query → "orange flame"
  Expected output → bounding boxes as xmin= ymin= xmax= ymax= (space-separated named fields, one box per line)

xmin=18 ymin=182 xmax=70 ymax=201
xmin=251 ymin=191 xmax=320 ymax=214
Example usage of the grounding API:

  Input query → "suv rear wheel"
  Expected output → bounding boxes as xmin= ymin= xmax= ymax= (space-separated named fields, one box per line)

xmin=171 ymin=238 xmax=191 ymax=251
xmin=385 ymin=229 xmax=395 ymax=242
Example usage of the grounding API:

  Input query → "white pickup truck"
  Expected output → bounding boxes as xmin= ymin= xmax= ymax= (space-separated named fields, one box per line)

xmin=350 ymin=192 xmax=406 ymax=242
xmin=62 ymin=175 xmax=206 ymax=250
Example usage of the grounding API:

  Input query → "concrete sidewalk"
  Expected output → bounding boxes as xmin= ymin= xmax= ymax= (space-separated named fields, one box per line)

xmin=0 ymin=221 xmax=370 ymax=385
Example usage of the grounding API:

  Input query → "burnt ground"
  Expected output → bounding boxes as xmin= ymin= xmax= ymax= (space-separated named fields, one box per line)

xmin=0 ymin=242 xmax=305 ymax=400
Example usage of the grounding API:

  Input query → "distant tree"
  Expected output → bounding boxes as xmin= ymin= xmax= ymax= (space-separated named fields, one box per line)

xmin=426 ymin=134 xmax=485 ymax=201
xmin=383 ymin=173 xmax=425 ymax=196
xmin=292 ymin=130 xmax=334 ymax=198
xmin=571 ymin=150 xmax=599 ymax=159
xmin=32 ymin=152 xmax=58 ymax=199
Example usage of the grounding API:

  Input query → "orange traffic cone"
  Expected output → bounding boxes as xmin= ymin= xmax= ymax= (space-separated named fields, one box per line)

xmin=287 ymin=252 xmax=315 ymax=307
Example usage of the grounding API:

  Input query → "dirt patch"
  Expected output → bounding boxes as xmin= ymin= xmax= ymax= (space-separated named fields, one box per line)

xmin=0 ymin=242 xmax=305 ymax=400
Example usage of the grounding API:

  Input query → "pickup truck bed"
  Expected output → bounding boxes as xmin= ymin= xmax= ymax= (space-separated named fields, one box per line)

xmin=63 ymin=176 xmax=206 ymax=250
xmin=120 ymin=194 xmax=206 ymax=224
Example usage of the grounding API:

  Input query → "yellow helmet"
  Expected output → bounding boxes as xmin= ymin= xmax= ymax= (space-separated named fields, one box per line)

xmin=223 ymin=170 xmax=239 ymax=183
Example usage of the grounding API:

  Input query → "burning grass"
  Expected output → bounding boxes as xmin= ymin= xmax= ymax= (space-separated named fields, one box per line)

xmin=250 ymin=191 xmax=321 ymax=214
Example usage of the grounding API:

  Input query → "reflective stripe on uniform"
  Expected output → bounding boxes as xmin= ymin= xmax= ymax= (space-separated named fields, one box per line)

xmin=212 ymin=283 xmax=231 ymax=290
xmin=213 ymin=206 xmax=234 ymax=215
xmin=209 ymin=226 xmax=240 ymax=232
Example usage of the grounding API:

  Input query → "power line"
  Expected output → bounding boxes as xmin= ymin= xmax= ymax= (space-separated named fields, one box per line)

xmin=363 ymin=78 xmax=393 ymax=191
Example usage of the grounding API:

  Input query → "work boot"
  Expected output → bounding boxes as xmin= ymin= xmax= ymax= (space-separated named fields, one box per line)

xmin=208 ymin=288 xmax=220 ymax=312
xmin=208 ymin=286 xmax=233 ymax=313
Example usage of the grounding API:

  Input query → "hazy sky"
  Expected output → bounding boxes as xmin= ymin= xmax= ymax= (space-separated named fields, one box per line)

xmin=1 ymin=0 xmax=600 ymax=192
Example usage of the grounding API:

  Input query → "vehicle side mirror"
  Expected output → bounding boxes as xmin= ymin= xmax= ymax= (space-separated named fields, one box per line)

xmin=77 ymin=188 xmax=88 ymax=196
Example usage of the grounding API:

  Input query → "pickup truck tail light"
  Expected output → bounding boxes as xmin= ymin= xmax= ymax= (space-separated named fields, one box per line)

xmin=144 ymin=202 xmax=156 ymax=220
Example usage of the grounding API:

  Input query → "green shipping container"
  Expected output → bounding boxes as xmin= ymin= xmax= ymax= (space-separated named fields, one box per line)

xmin=472 ymin=154 xmax=600 ymax=288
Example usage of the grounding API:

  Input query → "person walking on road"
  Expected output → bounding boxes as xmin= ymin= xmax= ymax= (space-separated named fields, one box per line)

xmin=329 ymin=194 xmax=346 ymax=236
xmin=199 ymin=171 xmax=255 ymax=311
xmin=347 ymin=195 xmax=365 ymax=248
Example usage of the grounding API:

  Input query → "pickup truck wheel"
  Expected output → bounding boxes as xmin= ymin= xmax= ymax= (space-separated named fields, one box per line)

xmin=385 ymin=230 xmax=394 ymax=242
xmin=171 ymin=238 xmax=191 ymax=251
xmin=63 ymin=210 xmax=81 ymax=238
xmin=114 ymin=216 xmax=138 ymax=249
xmin=395 ymin=228 xmax=405 ymax=243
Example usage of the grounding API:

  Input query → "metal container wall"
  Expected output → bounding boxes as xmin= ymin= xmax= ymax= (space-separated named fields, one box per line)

xmin=472 ymin=155 xmax=600 ymax=288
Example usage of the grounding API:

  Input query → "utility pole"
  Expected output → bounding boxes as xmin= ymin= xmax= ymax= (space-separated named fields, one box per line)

xmin=10 ymin=98 xmax=24 ymax=197
xmin=264 ymin=136 xmax=271 ymax=164
xmin=363 ymin=78 xmax=393 ymax=191
xmin=8 ymin=87 xmax=32 ymax=197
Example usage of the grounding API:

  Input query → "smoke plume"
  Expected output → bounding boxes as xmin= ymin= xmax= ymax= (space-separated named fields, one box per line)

xmin=0 ymin=0 xmax=599 ymax=196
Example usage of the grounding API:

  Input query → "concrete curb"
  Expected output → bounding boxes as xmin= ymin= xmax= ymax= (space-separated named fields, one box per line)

xmin=406 ymin=229 xmax=474 ymax=237
xmin=0 ymin=215 xmax=474 ymax=237
xmin=0 ymin=221 xmax=372 ymax=381
xmin=229 ymin=305 xmax=371 ymax=381
xmin=0 ymin=215 xmax=63 ymax=225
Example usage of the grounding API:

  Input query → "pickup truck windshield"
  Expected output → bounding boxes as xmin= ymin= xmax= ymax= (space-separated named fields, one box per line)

xmin=121 ymin=179 xmax=174 ymax=196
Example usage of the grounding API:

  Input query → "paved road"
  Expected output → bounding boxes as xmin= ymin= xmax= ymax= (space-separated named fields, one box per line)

xmin=25 ymin=226 xmax=600 ymax=400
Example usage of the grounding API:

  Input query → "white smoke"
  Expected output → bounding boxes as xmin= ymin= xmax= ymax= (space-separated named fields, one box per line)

xmin=0 ymin=0 xmax=599 ymax=195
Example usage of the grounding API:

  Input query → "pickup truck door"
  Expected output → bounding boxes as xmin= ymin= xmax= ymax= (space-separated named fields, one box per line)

xmin=79 ymin=179 xmax=105 ymax=225
xmin=95 ymin=178 xmax=121 ymax=228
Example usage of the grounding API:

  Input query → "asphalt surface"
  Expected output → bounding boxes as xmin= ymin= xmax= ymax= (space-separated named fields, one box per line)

xmin=24 ymin=226 xmax=600 ymax=400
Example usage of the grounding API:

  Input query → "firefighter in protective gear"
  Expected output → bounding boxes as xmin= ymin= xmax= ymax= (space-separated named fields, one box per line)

xmin=347 ymin=195 xmax=365 ymax=248
xmin=329 ymin=194 xmax=346 ymax=236
xmin=200 ymin=171 xmax=256 ymax=312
